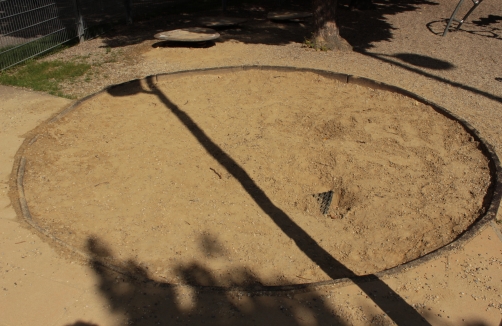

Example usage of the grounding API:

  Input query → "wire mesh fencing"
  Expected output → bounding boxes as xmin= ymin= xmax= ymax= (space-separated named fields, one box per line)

xmin=0 ymin=0 xmax=195 ymax=71
xmin=0 ymin=0 xmax=77 ymax=70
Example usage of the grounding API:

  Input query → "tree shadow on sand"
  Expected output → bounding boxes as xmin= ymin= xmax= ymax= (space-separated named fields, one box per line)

xmin=64 ymin=235 xmax=494 ymax=325
xmin=66 ymin=236 xmax=351 ymax=325
xmin=472 ymin=14 xmax=502 ymax=27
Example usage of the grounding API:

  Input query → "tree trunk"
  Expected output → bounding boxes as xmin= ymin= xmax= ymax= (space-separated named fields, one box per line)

xmin=311 ymin=0 xmax=352 ymax=51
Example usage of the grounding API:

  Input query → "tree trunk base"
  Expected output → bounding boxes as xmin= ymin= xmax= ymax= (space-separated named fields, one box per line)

xmin=312 ymin=21 xmax=352 ymax=51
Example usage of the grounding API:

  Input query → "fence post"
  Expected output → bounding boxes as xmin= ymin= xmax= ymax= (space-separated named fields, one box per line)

xmin=73 ymin=0 xmax=85 ymax=43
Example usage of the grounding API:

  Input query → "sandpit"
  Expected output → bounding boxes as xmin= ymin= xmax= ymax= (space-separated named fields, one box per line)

xmin=18 ymin=67 xmax=492 ymax=287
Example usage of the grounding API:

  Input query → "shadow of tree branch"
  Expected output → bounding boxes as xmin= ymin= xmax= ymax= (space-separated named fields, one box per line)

xmin=98 ymin=76 xmax=431 ymax=325
xmin=69 ymin=236 xmax=348 ymax=325
xmin=97 ymin=0 xmax=440 ymax=51
xmin=68 ymin=234 xmax=495 ymax=325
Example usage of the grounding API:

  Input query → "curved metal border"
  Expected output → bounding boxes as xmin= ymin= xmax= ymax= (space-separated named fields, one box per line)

xmin=12 ymin=65 xmax=502 ymax=294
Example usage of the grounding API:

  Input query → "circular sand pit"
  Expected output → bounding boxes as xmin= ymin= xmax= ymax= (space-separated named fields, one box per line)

xmin=16 ymin=67 xmax=498 ymax=288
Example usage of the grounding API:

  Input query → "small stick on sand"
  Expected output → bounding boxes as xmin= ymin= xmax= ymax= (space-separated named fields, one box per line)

xmin=209 ymin=167 xmax=222 ymax=179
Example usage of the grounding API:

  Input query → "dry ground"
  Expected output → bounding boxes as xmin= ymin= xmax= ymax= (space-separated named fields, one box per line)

xmin=1 ymin=0 xmax=502 ymax=325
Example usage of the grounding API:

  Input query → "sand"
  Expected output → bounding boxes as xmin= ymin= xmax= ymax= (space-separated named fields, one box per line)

xmin=20 ymin=68 xmax=491 ymax=286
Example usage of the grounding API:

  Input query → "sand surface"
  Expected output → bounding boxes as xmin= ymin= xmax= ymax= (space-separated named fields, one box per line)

xmin=21 ymin=69 xmax=491 ymax=286
xmin=1 ymin=0 xmax=502 ymax=324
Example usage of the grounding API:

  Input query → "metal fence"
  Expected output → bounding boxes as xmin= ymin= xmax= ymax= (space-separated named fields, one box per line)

xmin=0 ymin=0 xmax=191 ymax=70
xmin=0 ymin=0 xmax=72 ymax=70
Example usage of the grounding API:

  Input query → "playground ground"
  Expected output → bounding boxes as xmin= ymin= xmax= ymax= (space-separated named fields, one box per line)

xmin=1 ymin=0 xmax=502 ymax=325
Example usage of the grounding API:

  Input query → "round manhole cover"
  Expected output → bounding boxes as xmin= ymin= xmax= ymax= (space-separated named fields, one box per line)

xmin=154 ymin=27 xmax=220 ymax=42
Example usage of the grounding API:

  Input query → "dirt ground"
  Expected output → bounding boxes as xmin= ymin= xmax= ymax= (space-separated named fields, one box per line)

xmin=1 ymin=0 xmax=502 ymax=325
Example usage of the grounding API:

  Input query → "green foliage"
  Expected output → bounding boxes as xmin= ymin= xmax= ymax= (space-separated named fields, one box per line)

xmin=0 ymin=60 xmax=90 ymax=98
xmin=303 ymin=38 xmax=315 ymax=48
xmin=302 ymin=37 xmax=329 ymax=51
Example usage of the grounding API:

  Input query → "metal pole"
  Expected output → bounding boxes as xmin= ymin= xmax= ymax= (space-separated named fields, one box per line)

xmin=443 ymin=0 xmax=464 ymax=36
xmin=456 ymin=0 xmax=483 ymax=30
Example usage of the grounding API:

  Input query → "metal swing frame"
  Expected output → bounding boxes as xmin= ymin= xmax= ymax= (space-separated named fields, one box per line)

xmin=443 ymin=0 xmax=484 ymax=36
